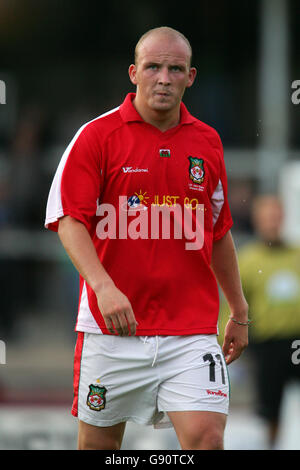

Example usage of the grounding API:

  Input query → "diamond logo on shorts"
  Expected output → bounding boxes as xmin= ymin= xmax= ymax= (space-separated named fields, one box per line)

xmin=86 ymin=384 xmax=107 ymax=411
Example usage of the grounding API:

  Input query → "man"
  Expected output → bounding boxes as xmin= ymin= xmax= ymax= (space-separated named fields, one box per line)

xmin=45 ymin=26 xmax=249 ymax=450
xmin=222 ymin=194 xmax=300 ymax=448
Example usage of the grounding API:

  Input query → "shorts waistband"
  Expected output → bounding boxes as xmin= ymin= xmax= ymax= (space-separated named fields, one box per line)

xmin=139 ymin=336 xmax=159 ymax=367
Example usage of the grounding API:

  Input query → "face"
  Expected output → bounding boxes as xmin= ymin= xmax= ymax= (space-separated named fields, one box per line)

xmin=253 ymin=197 xmax=284 ymax=242
xmin=129 ymin=33 xmax=196 ymax=115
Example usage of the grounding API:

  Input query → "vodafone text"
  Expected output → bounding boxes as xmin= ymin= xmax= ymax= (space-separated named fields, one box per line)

xmin=206 ymin=389 xmax=227 ymax=398
xmin=96 ymin=196 xmax=205 ymax=250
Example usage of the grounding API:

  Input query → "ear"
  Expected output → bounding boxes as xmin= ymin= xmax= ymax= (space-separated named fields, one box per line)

xmin=186 ymin=67 xmax=197 ymax=88
xmin=128 ymin=64 xmax=138 ymax=85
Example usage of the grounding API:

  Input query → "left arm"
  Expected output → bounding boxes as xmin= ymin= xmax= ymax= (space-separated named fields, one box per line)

xmin=211 ymin=230 xmax=249 ymax=364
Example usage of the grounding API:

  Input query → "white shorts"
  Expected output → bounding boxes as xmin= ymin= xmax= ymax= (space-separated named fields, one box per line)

xmin=72 ymin=333 xmax=230 ymax=428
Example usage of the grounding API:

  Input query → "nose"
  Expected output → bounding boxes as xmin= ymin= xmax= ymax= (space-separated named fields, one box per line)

xmin=157 ymin=66 xmax=170 ymax=86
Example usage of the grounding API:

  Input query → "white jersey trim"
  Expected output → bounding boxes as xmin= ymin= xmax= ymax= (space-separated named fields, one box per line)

xmin=44 ymin=106 xmax=120 ymax=229
xmin=76 ymin=281 xmax=103 ymax=333
xmin=211 ymin=179 xmax=224 ymax=227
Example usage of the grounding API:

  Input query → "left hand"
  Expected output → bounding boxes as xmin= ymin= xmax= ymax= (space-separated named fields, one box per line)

xmin=222 ymin=318 xmax=249 ymax=365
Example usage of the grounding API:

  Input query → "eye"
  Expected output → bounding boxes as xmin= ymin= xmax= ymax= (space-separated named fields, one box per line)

xmin=170 ymin=65 xmax=182 ymax=72
xmin=148 ymin=64 xmax=158 ymax=70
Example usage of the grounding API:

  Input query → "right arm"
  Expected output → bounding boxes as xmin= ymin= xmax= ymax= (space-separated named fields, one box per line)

xmin=58 ymin=215 xmax=138 ymax=336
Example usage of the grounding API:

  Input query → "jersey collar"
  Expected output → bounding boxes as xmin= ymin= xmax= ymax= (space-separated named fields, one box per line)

xmin=119 ymin=92 xmax=197 ymax=126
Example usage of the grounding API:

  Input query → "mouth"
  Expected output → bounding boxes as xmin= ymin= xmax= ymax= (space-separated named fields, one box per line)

xmin=154 ymin=91 xmax=171 ymax=98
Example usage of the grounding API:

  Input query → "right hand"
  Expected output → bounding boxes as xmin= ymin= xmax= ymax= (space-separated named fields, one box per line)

xmin=222 ymin=316 xmax=249 ymax=365
xmin=95 ymin=281 xmax=138 ymax=336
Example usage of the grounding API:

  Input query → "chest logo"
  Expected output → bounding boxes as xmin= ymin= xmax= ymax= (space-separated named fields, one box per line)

xmin=127 ymin=190 xmax=149 ymax=210
xmin=122 ymin=167 xmax=148 ymax=173
xmin=159 ymin=149 xmax=171 ymax=158
xmin=188 ymin=156 xmax=205 ymax=184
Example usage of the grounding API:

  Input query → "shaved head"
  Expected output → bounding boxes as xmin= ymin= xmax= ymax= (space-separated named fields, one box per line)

xmin=135 ymin=26 xmax=193 ymax=67
xmin=129 ymin=26 xmax=197 ymax=131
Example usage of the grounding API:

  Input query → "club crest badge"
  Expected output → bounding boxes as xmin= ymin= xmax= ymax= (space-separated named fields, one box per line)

xmin=86 ymin=384 xmax=107 ymax=411
xmin=188 ymin=157 xmax=205 ymax=184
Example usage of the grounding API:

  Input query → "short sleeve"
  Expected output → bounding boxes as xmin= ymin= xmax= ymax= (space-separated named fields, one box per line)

xmin=211 ymin=136 xmax=233 ymax=241
xmin=45 ymin=122 xmax=102 ymax=233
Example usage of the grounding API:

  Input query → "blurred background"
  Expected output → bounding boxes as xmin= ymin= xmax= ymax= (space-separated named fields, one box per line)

xmin=0 ymin=0 xmax=300 ymax=450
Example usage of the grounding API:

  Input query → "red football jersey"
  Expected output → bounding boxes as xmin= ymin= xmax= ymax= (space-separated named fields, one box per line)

xmin=45 ymin=93 xmax=233 ymax=335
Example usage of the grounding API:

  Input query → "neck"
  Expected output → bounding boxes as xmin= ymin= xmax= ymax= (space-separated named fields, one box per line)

xmin=132 ymin=96 xmax=180 ymax=132
xmin=262 ymin=238 xmax=283 ymax=248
